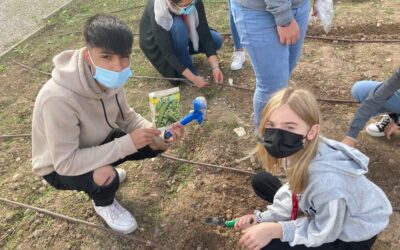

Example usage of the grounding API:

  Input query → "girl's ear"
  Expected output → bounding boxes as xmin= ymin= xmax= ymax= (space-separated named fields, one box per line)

xmin=307 ymin=124 xmax=320 ymax=141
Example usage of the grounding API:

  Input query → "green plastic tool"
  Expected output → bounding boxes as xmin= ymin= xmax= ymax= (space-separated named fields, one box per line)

xmin=224 ymin=218 xmax=239 ymax=228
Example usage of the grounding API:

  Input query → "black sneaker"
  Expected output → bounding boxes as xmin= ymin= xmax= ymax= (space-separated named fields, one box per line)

xmin=366 ymin=114 xmax=393 ymax=137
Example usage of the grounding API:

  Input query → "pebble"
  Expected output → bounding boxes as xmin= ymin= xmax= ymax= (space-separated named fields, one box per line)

xmin=31 ymin=229 xmax=44 ymax=239
xmin=16 ymin=157 xmax=21 ymax=162
xmin=38 ymin=187 xmax=46 ymax=193
xmin=12 ymin=173 xmax=22 ymax=181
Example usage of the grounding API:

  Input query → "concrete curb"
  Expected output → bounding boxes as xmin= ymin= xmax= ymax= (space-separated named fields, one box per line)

xmin=0 ymin=0 xmax=75 ymax=59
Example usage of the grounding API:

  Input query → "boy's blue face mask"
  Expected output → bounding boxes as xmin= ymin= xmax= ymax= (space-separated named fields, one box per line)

xmin=88 ymin=52 xmax=133 ymax=89
xmin=178 ymin=0 xmax=196 ymax=15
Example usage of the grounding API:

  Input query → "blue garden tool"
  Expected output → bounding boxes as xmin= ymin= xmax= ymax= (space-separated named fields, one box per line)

xmin=164 ymin=96 xmax=207 ymax=139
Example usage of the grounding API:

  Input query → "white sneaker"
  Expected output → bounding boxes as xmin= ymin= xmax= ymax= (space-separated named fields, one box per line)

xmin=230 ymin=51 xmax=245 ymax=71
xmin=366 ymin=114 xmax=392 ymax=137
xmin=115 ymin=168 xmax=126 ymax=183
xmin=93 ymin=199 xmax=137 ymax=234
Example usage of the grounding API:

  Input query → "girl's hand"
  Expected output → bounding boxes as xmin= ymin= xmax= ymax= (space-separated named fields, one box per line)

xmin=384 ymin=121 xmax=399 ymax=139
xmin=165 ymin=123 xmax=185 ymax=143
xmin=341 ymin=136 xmax=356 ymax=148
xmin=192 ymin=75 xmax=209 ymax=88
xmin=234 ymin=214 xmax=257 ymax=231
xmin=212 ymin=67 xmax=224 ymax=84
xmin=239 ymin=223 xmax=282 ymax=250
xmin=277 ymin=19 xmax=300 ymax=45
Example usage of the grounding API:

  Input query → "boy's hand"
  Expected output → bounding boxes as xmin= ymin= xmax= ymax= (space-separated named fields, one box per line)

xmin=212 ymin=67 xmax=224 ymax=84
xmin=129 ymin=128 xmax=161 ymax=149
xmin=234 ymin=214 xmax=257 ymax=231
xmin=165 ymin=123 xmax=185 ymax=143
xmin=385 ymin=122 xmax=399 ymax=139
xmin=192 ymin=75 xmax=209 ymax=88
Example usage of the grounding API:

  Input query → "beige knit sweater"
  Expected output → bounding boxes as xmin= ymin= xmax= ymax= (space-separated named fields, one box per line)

xmin=32 ymin=48 xmax=152 ymax=176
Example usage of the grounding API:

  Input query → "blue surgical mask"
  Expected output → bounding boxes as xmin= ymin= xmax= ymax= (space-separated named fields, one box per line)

xmin=88 ymin=52 xmax=133 ymax=89
xmin=178 ymin=0 xmax=196 ymax=15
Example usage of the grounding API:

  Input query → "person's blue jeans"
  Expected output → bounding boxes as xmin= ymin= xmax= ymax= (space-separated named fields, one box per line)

xmin=170 ymin=16 xmax=223 ymax=73
xmin=230 ymin=0 xmax=310 ymax=129
xmin=228 ymin=0 xmax=243 ymax=50
xmin=352 ymin=80 xmax=400 ymax=114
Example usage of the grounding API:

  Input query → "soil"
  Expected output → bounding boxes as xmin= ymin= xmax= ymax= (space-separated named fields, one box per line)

xmin=0 ymin=0 xmax=400 ymax=249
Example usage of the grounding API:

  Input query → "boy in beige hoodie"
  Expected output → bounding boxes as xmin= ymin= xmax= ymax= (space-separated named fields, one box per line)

xmin=31 ymin=14 xmax=184 ymax=234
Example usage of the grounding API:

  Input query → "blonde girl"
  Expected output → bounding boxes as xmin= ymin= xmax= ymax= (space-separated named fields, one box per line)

xmin=234 ymin=87 xmax=392 ymax=250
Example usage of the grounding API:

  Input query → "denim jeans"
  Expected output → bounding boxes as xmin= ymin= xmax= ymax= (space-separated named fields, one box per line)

xmin=351 ymin=80 xmax=400 ymax=114
xmin=228 ymin=0 xmax=243 ymax=50
xmin=170 ymin=16 xmax=223 ymax=73
xmin=230 ymin=0 xmax=310 ymax=128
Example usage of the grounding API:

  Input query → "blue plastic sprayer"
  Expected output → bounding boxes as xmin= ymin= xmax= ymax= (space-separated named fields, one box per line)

xmin=164 ymin=96 xmax=207 ymax=139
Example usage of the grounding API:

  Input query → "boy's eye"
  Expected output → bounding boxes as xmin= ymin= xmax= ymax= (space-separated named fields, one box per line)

xmin=102 ymin=55 xmax=112 ymax=60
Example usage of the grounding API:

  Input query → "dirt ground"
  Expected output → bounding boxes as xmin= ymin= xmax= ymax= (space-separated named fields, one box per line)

xmin=0 ymin=0 xmax=400 ymax=249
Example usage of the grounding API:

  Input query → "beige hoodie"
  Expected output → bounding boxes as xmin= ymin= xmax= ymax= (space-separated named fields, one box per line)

xmin=32 ymin=48 xmax=152 ymax=177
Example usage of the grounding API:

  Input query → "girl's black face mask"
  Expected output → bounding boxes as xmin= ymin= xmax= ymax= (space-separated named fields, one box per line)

xmin=258 ymin=128 xmax=306 ymax=158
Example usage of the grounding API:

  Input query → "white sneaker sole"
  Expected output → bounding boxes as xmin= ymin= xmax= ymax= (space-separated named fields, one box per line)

xmin=366 ymin=129 xmax=385 ymax=137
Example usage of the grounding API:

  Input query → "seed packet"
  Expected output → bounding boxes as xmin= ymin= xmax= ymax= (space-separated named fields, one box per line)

xmin=149 ymin=87 xmax=180 ymax=129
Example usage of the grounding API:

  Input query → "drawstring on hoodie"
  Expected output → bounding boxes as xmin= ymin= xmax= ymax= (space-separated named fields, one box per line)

xmin=100 ymin=94 xmax=125 ymax=130
xmin=115 ymin=94 xmax=125 ymax=121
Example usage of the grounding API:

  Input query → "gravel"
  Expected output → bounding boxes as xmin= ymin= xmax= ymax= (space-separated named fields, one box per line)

xmin=0 ymin=0 xmax=71 ymax=55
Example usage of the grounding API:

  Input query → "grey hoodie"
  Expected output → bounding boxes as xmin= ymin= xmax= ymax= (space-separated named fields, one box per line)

xmin=32 ymin=49 xmax=153 ymax=177
xmin=232 ymin=0 xmax=307 ymax=26
xmin=256 ymin=137 xmax=392 ymax=247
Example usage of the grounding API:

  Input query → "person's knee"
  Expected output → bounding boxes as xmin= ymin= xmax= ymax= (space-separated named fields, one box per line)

xmin=351 ymin=81 xmax=361 ymax=100
xmin=171 ymin=18 xmax=189 ymax=36
xmin=252 ymin=171 xmax=273 ymax=190
xmin=93 ymin=166 xmax=116 ymax=186
xmin=212 ymin=31 xmax=224 ymax=50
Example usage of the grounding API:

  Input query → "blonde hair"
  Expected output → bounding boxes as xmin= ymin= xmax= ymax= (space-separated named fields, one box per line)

xmin=256 ymin=87 xmax=320 ymax=194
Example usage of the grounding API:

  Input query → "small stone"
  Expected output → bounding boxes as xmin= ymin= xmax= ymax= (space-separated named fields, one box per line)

xmin=32 ymin=229 xmax=44 ymax=239
xmin=38 ymin=187 xmax=46 ymax=193
xmin=197 ymin=247 xmax=202 ymax=250
xmin=5 ymin=213 xmax=14 ymax=221
xmin=385 ymin=58 xmax=392 ymax=62
xmin=16 ymin=157 xmax=21 ymax=162
xmin=389 ymin=159 xmax=395 ymax=166
xmin=12 ymin=174 xmax=22 ymax=181
xmin=76 ymin=234 xmax=82 ymax=239
xmin=41 ymin=179 xmax=48 ymax=185
xmin=184 ymin=220 xmax=189 ymax=224
xmin=226 ymin=214 xmax=232 ymax=220
xmin=222 ymin=184 xmax=227 ymax=189
xmin=377 ymin=22 xmax=381 ymax=27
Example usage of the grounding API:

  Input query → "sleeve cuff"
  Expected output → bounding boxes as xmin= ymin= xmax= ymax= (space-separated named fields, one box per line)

xmin=274 ymin=11 xmax=294 ymax=27
xmin=278 ymin=221 xmax=296 ymax=242
xmin=118 ymin=134 xmax=138 ymax=156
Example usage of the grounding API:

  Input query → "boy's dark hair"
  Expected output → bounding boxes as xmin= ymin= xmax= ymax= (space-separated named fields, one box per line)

xmin=84 ymin=14 xmax=133 ymax=56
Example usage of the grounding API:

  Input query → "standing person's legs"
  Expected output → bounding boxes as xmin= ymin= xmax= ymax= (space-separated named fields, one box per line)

xmin=230 ymin=3 xmax=290 ymax=129
xmin=288 ymin=0 xmax=310 ymax=75
xmin=229 ymin=0 xmax=243 ymax=51
xmin=169 ymin=16 xmax=195 ymax=72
